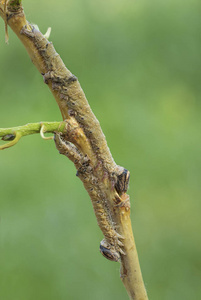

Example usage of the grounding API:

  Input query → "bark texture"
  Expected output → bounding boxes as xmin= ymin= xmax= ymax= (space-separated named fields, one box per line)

xmin=0 ymin=1 xmax=148 ymax=299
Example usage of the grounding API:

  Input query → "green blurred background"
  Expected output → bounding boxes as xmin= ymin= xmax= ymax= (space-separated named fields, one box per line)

xmin=0 ymin=0 xmax=201 ymax=299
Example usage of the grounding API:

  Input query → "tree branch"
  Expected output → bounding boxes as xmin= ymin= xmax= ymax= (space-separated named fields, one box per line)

xmin=0 ymin=121 xmax=66 ymax=150
xmin=0 ymin=1 xmax=148 ymax=299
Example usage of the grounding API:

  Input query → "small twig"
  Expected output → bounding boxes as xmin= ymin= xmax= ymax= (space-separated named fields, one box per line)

xmin=0 ymin=121 xmax=66 ymax=150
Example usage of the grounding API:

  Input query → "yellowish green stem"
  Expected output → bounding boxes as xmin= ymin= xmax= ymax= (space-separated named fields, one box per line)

xmin=0 ymin=121 xmax=66 ymax=150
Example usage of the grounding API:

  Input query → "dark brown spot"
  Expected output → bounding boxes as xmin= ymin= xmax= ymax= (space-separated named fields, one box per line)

xmin=115 ymin=169 xmax=130 ymax=195
xmin=2 ymin=134 xmax=15 ymax=141
xmin=99 ymin=244 xmax=119 ymax=262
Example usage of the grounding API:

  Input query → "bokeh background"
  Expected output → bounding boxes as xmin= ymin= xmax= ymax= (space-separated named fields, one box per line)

xmin=0 ymin=0 xmax=201 ymax=299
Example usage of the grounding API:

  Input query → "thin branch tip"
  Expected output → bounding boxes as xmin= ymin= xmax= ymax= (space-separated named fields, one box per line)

xmin=0 ymin=121 xmax=65 ymax=150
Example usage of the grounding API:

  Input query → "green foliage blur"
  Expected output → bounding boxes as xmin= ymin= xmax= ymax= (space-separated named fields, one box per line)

xmin=0 ymin=0 xmax=201 ymax=299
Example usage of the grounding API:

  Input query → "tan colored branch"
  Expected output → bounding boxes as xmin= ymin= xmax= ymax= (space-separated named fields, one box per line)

xmin=0 ymin=1 xmax=148 ymax=299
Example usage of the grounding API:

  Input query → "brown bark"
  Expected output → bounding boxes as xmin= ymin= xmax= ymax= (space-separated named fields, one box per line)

xmin=0 ymin=1 xmax=148 ymax=299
